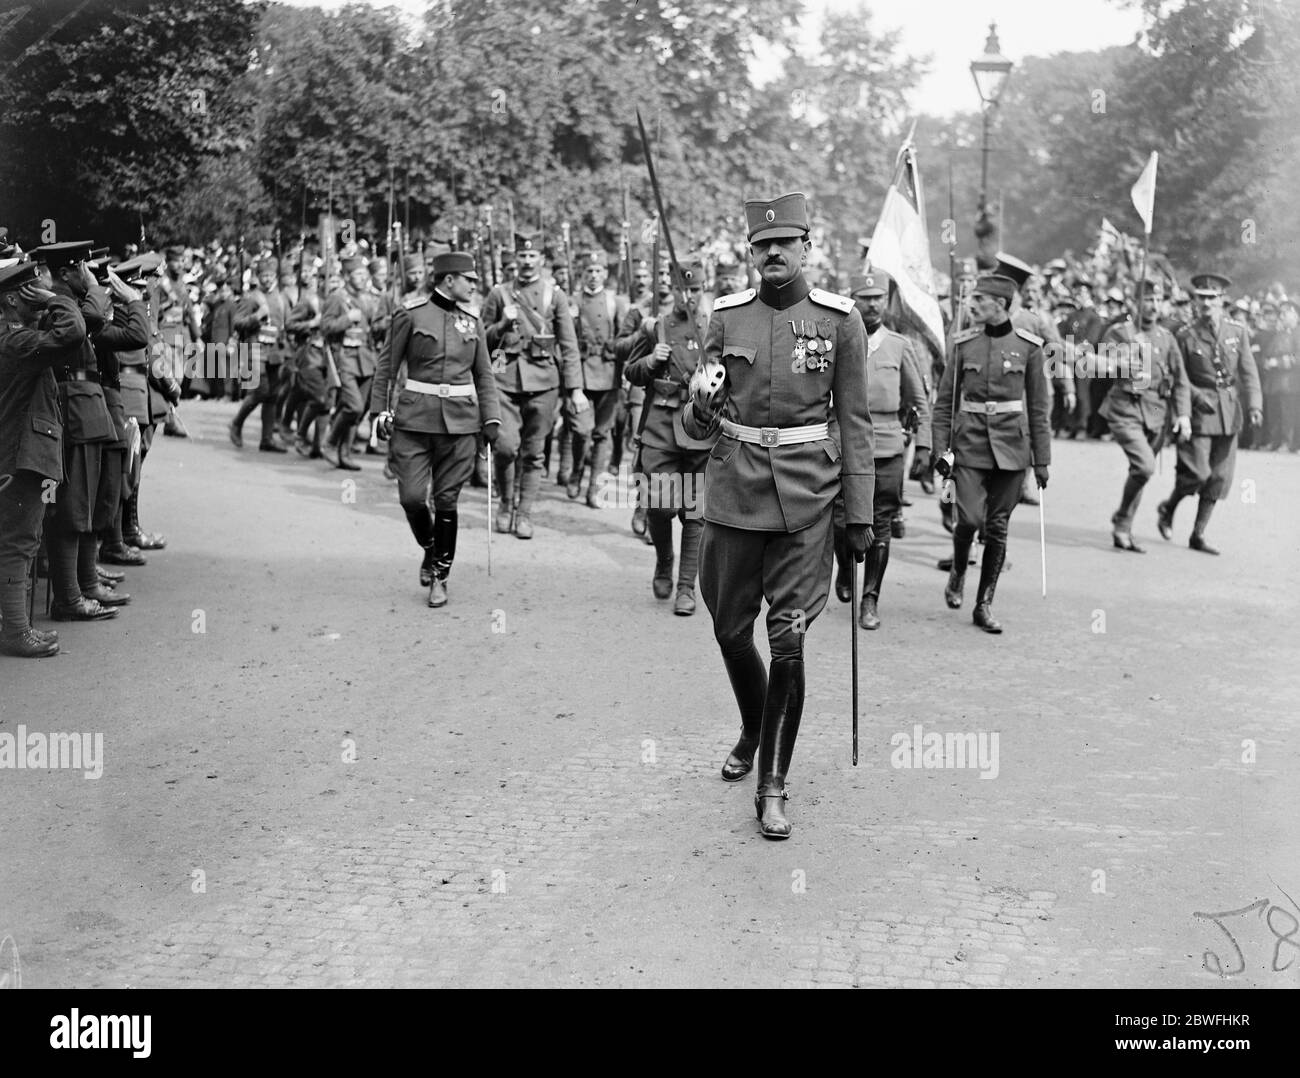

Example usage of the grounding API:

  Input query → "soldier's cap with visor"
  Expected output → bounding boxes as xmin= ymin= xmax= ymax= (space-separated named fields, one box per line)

xmin=849 ymin=270 xmax=892 ymax=297
xmin=676 ymin=260 xmax=706 ymax=289
xmin=31 ymin=240 xmax=94 ymax=269
xmin=971 ymin=273 xmax=1018 ymax=304
xmin=514 ymin=232 xmax=543 ymax=253
xmin=114 ymin=251 xmax=164 ymax=284
xmin=402 ymin=252 xmax=424 ymax=274
xmin=340 ymin=255 xmax=366 ymax=274
xmin=430 ymin=251 xmax=478 ymax=281
xmin=745 ymin=192 xmax=810 ymax=245
xmin=1190 ymin=272 xmax=1231 ymax=297
xmin=993 ymin=252 xmax=1035 ymax=290
xmin=581 ymin=250 xmax=608 ymax=268
xmin=0 ymin=260 xmax=45 ymax=292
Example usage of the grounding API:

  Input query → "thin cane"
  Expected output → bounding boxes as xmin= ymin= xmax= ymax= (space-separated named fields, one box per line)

xmin=485 ymin=441 xmax=493 ymax=578
xmin=851 ymin=557 xmax=859 ymax=766
xmin=1038 ymin=487 xmax=1047 ymax=598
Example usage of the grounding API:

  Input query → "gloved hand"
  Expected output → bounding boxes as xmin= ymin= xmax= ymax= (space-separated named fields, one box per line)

xmin=689 ymin=359 xmax=727 ymax=417
xmin=912 ymin=447 xmax=932 ymax=474
xmin=1034 ymin=465 xmax=1050 ymax=490
xmin=845 ymin=523 xmax=873 ymax=562
xmin=1173 ymin=415 xmax=1191 ymax=441
xmin=375 ymin=411 xmax=394 ymax=440
xmin=482 ymin=422 xmax=501 ymax=446
xmin=933 ymin=449 xmax=955 ymax=480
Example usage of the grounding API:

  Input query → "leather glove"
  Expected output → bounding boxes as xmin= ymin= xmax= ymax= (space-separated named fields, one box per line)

xmin=912 ymin=447 xmax=932 ymax=474
xmin=846 ymin=523 xmax=873 ymax=562
xmin=933 ymin=449 xmax=954 ymax=480
xmin=1034 ymin=465 xmax=1050 ymax=490
xmin=482 ymin=422 xmax=501 ymax=446
xmin=1173 ymin=415 xmax=1191 ymax=441
xmin=375 ymin=411 xmax=394 ymax=440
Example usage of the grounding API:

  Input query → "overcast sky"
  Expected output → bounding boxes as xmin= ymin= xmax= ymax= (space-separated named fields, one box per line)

xmin=288 ymin=0 xmax=1147 ymax=117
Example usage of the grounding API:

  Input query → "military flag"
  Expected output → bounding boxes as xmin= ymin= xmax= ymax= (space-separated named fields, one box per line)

xmin=1130 ymin=151 xmax=1158 ymax=236
xmin=865 ymin=130 xmax=944 ymax=356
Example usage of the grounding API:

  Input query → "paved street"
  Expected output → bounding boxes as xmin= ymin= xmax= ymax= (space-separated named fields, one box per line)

xmin=3 ymin=400 xmax=1298 ymax=989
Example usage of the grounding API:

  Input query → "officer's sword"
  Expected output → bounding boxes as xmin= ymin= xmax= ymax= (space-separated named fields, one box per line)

xmin=851 ymin=558 xmax=860 ymax=766
xmin=485 ymin=443 xmax=493 ymax=577
xmin=1038 ymin=488 xmax=1047 ymax=598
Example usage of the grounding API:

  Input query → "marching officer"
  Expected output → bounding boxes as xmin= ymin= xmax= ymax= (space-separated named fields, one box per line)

xmin=321 ymin=255 xmax=381 ymax=471
xmin=229 ymin=256 xmax=290 ymax=452
xmin=481 ymin=232 xmax=586 ymax=539
xmin=932 ymin=272 xmax=1051 ymax=634
xmin=1098 ymin=278 xmax=1189 ymax=551
xmin=832 ymin=270 xmax=931 ymax=630
xmin=0 ymin=261 xmax=87 ymax=657
xmin=1156 ymin=272 xmax=1262 ymax=554
xmin=372 ymin=252 xmax=501 ymax=607
xmin=568 ymin=250 xmax=630 ymax=507
xmin=681 ymin=192 xmax=874 ymax=840
xmin=623 ymin=258 xmax=716 ymax=615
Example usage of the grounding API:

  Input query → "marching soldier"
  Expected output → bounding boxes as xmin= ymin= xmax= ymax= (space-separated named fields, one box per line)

xmin=568 ymin=250 xmax=629 ymax=507
xmin=932 ymin=273 xmax=1051 ymax=634
xmin=321 ymin=255 xmax=381 ymax=470
xmin=151 ymin=245 xmax=200 ymax=410
xmin=0 ymin=260 xmax=86 ymax=657
xmin=481 ymin=232 xmax=586 ymax=539
xmin=681 ymin=192 xmax=874 ymax=840
xmin=371 ymin=252 xmax=500 ymax=607
xmin=1099 ymin=278 xmax=1189 ymax=551
xmin=1156 ymin=273 xmax=1262 ymax=554
xmin=229 ymin=256 xmax=290 ymax=452
xmin=622 ymin=256 xmax=657 ymax=540
xmin=33 ymin=241 xmax=120 ymax=622
xmin=623 ymin=258 xmax=716 ymax=615
xmin=832 ymin=270 xmax=931 ymax=630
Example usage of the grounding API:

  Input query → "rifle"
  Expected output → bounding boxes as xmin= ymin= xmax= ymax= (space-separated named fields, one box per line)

xmin=484 ymin=204 xmax=498 ymax=288
xmin=620 ymin=179 xmax=632 ymax=298
xmin=561 ymin=220 xmax=574 ymax=296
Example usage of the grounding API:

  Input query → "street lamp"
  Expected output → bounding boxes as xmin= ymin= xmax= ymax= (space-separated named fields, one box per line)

xmin=970 ymin=22 xmax=1014 ymax=267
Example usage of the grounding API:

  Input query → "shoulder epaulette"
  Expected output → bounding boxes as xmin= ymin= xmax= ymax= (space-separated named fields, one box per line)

xmin=951 ymin=327 xmax=982 ymax=344
xmin=457 ymin=303 xmax=481 ymax=320
xmin=712 ymin=288 xmax=756 ymax=311
xmin=402 ymin=296 xmax=428 ymax=310
xmin=809 ymin=288 xmax=853 ymax=314
xmin=1014 ymin=326 xmax=1044 ymax=347
xmin=1225 ymin=318 xmax=1246 ymax=329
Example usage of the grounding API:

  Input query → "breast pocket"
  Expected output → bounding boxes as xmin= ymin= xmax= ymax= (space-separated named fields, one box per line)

xmin=410 ymin=328 xmax=440 ymax=361
xmin=722 ymin=341 xmax=757 ymax=366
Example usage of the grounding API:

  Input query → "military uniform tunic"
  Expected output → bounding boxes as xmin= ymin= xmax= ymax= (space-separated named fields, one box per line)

xmin=683 ymin=278 xmax=874 ymax=659
xmin=1171 ymin=314 xmax=1261 ymax=502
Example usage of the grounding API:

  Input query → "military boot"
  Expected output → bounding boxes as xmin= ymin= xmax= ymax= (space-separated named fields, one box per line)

xmin=720 ymin=644 xmax=767 ymax=782
xmin=972 ymin=540 xmax=1006 ymax=633
xmin=754 ymin=657 xmax=805 ymax=839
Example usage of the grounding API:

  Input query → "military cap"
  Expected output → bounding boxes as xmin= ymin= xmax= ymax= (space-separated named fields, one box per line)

xmin=165 ymin=244 xmax=186 ymax=259
xmin=0 ymin=260 xmax=43 ymax=292
xmin=340 ymin=255 xmax=365 ymax=274
xmin=31 ymin=240 xmax=94 ymax=269
xmin=514 ymin=232 xmax=543 ymax=253
xmin=972 ymin=273 xmax=1017 ymax=303
xmin=994 ymin=252 xmax=1034 ymax=289
xmin=1106 ymin=287 xmax=1126 ymax=303
xmin=430 ymin=251 xmax=478 ymax=281
xmin=630 ymin=258 xmax=649 ymax=271
xmin=1051 ymin=296 xmax=1079 ymax=312
xmin=254 ymin=255 xmax=279 ymax=274
xmin=850 ymin=270 xmax=892 ymax=297
xmin=745 ymin=192 xmax=809 ymax=244
xmin=677 ymin=260 xmax=706 ymax=289
xmin=582 ymin=250 xmax=608 ymax=268
xmin=402 ymin=253 xmax=424 ymax=274
xmin=115 ymin=251 xmax=163 ymax=283
xmin=1190 ymin=272 xmax=1231 ymax=296
xmin=1044 ymin=258 xmax=1068 ymax=275
xmin=715 ymin=258 xmax=740 ymax=274
xmin=1172 ymin=292 xmax=1191 ymax=306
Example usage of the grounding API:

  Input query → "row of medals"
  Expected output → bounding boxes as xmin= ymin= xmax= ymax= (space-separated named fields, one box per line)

xmin=791 ymin=318 xmax=833 ymax=372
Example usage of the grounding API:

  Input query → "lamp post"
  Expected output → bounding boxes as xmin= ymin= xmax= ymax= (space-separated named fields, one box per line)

xmin=970 ymin=22 xmax=1013 ymax=268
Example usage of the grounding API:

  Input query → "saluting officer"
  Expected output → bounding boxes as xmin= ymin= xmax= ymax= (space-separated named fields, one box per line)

xmin=833 ymin=270 xmax=931 ymax=631
xmin=372 ymin=252 xmax=501 ymax=607
xmin=1156 ymin=273 xmax=1262 ymax=554
xmin=229 ymin=256 xmax=290 ymax=453
xmin=481 ymin=232 xmax=586 ymax=539
xmin=0 ymin=261 xmax=87 ymax=657
xmin=682 ymin=192 xmax=874 ymax=840
xmin=623 ymin=258 xmax=717 ymax=615
xmin=33 ymin=241 xmax=122 ymax=622
xmin=1099 ymin=278 xmax=1189 ymax=551
xmin=932 ymin=273 xmax=1051 ymax=634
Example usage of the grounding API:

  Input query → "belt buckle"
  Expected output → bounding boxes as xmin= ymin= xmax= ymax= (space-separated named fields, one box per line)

xmin=437 ymin=384 xmax=450 ymax=398
xmin=984 ymin=401 xmax=997 ymax=415
xmin=759 ymin=427 xmax=779 ymax=447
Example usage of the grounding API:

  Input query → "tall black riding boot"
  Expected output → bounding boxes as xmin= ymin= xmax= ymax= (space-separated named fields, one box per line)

xmin=404 ymin=503 xmax=436 ymax=586
xmin=858 ymin=540 xmax=890 ymax=630
xmin=720 ymin=644 xmax=768 ymax=781
xmin=945 ymin=531 xmax=974 ymax=609
xmin=333 ymin=415 xmax=361 ymax=471
xmin=428 ymin=510 xmax=458 ymax=607
xmin=754 ymin=657 xmax=805 ymax=839
xmin=647 ymin=510 xmax=675 ymax=599
xmin=1156 ymin=490 xmax=1184 ymax=540
xmin=832 ymin=524 xmax=852 ymax=603
xmin=1189 ymin=497 xmax=1219 ymax=555
xmin=674 ymin=516 xmax=702 ymax=615
xmin=972 ymin=540 xmax=1006 ymax=633
xmin=124 ymin=489 xmax=166 ymax=550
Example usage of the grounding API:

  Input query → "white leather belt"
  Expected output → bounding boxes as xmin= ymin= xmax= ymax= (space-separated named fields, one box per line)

xmin=406 ymin=379 xmax=475 ymax=398
xmin=720 ymin=418 xmax=829 ymax=446
xmin=960 ymin=397 xmax=1023 ymax=415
